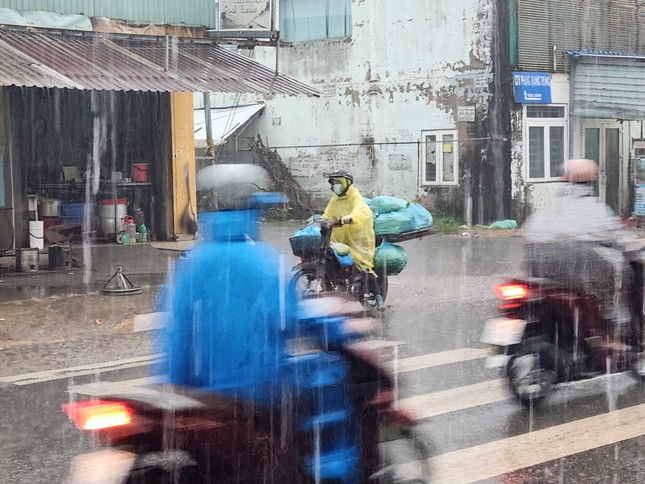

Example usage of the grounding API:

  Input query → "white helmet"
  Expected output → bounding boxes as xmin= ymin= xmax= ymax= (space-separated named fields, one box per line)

xmin=562 ymin=159 xmax=598 ymax=183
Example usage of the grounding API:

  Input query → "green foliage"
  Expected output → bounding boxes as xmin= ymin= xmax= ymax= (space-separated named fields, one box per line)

xmin=264 ymin=205 xmax=296 ymax=222
xmin=431 ymin=213 xmax=463 ymax=235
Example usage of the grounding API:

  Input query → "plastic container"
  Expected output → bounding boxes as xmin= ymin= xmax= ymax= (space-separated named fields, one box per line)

xmin=98 ymin=198 xmax=128 ymax=235
xmin=123 ymin=216 xmax=137 ymax=240
xmin=137 ymin=224 xmax=148 ymax=243
xmin=60 ymin=203 xmax=85 ymax=223
xmin=131 ymin=163 xmax=149 ymax=183
xmin=29 ymin=221 xmax=44 ymax=250
xmin=60 ymin=215 xmax=82 ymax=225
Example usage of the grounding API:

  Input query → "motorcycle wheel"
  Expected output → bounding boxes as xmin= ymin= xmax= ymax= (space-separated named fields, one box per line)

xmin=371 ymin=427 xmax=431 ymax=483
xmin=507 ymin=344 xmax=556 ymax=407
xmin=291 ymin=269 xmax=332 ymax=298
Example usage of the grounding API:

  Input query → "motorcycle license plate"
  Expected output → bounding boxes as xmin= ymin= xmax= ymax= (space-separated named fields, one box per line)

xmin=481 ymin=317 xmax=527 ymax=346
xmin=67 ymin=449 xmax=135 ymax=484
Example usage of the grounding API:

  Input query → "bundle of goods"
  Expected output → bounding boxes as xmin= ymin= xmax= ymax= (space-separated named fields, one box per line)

xmin=374 ymin=241 xmax=408 ymax=275
xmin=365 ymin=196 xmax=433 ymax=236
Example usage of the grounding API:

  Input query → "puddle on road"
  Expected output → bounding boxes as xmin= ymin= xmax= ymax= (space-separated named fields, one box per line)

xmin=0 ymin=283 xmax=104 ymax=302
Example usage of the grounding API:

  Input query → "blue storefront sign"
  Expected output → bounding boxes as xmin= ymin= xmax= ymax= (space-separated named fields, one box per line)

xmin=513 ymin=72 xmax=552 ymax=104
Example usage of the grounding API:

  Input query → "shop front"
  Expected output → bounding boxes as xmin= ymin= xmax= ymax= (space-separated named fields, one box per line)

xmin=0 ymin=27 xmax=319 ymax=254
xmin=567 ymin=50 xmax=645 ymax=218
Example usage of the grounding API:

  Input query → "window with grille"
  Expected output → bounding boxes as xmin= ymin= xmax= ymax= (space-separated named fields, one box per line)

xmin=420 ymin=130 xmax=459 ymax=185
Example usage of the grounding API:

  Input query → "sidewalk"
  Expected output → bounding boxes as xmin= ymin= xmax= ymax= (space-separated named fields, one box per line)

xmin=0 ymin=242 xmax=183 ymax=349
xmin=0 ymin=222 xmax=301 ymax=349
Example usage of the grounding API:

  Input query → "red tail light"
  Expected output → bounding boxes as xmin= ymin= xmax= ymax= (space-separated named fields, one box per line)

xmin=62 ymin=400 xmax=133 ymax=431
xmin=494 ymin=283 xmax=529 ymax=301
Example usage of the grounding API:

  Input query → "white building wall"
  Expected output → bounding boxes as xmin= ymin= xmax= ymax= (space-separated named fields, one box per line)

xmin=209 ymin=0 xmax=495 ymax=208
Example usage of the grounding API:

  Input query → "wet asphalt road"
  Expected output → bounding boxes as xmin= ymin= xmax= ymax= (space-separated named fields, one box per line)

xmin=3 ymin=229 xmax=645 ymax=482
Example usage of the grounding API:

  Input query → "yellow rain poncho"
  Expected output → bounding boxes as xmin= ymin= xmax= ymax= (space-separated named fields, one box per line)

xmin=322 ymin=184 xmax=375 ymax=272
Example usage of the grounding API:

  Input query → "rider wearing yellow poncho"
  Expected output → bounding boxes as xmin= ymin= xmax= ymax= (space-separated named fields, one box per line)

xmin=322 ymin=170 xmax=383 ymax=308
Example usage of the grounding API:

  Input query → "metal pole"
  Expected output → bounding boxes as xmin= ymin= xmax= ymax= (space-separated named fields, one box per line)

xmin=164 ymin=36 xmax=169 ymax=72
xmin=203 ymin=92 xmax=213 ymax=155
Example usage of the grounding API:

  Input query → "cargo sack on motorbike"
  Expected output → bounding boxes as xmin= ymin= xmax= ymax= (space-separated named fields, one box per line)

xmin=374 ymin=241 xmax=408 ymax=275
xmin=373 ymin=203 xmax=433 ymax=236
xmin=366 ymin=196 xmax=409 ymax=215
xmin=290 ymin=224 xmax=322 ymax=258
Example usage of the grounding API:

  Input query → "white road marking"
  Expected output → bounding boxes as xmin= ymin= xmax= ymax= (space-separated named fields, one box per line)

xmin=394 ymin=347 xmax=489 ymax=373
xmin=399 ymin=378 xmax=510 ymax=420
xmin=408 ymin=401 xmax=645 ymax=483
xmin=0 ymin=355 xmax=163 ymax=386
xmin=0 ymin=343 xmax=486 ymax=387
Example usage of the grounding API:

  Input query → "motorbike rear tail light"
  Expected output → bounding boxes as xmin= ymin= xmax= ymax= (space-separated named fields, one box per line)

xmin=62 ymin=400 xmax=133 ymax=431
xmin=494 ymin=283 xmax=529 ymax=301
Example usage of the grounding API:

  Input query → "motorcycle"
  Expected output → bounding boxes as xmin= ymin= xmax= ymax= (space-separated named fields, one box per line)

xmin=481 ymin=239 xmax=645 ymax=406
xmin=290 ymin=218 xmax=430 ymax=309
xmin=63 ymin=294 xmax=431 ymax=483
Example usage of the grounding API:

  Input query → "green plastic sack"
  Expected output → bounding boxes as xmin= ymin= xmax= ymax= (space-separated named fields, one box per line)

xmin=367 ymin=196 xmax=409 ymax=214
xmin=489 ymin=219 xmax=518 ymax=230
xmin=374 ymin=241 xmax=408 ymax=275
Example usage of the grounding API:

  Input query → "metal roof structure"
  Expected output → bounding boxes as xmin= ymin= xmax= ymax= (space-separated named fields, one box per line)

xmin=565 ymin=50 xmax=645 ymax=61
xmin=194 ymin=103 xmax=265 ymax=147
xmin=0 ymin=28 xmax=320 ymax=96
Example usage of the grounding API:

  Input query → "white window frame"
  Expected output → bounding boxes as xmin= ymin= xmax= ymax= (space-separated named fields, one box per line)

xmin=524 ymin=104 xmax=568 ymax=181
xmin=280 ymin=0 xmax=352 ymax=42
xmin=420 ymin=129 xmax=459 ymax=186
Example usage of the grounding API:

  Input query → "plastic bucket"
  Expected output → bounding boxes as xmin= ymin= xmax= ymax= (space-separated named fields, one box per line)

xmin=29 ymin=221 xmax=44 ymax=250
xmin=98 ymin=198 xmax=127 ymax=234
xmin=131 ymin=163 xmax=149 ymax=183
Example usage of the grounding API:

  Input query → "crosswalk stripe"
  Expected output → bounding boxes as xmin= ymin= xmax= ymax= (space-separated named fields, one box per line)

xmin=0 ymin=343 xmax=489 ymax=386
xmin=393 ymin=347 xmax=489 ymax=373
xmin=405 ymin=401 xmax=645 ymax=483
xmin=0 ymin=355 xmax=162 ymax=386
xmin=399 ymin=378 xmax=509 ymax=420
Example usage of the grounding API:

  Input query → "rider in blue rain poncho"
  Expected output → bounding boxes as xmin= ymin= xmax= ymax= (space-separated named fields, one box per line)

xmin=156 ymin=192 xmax=299 ymax=407
xmin=154 ymin=169 xmax=365 ymax=482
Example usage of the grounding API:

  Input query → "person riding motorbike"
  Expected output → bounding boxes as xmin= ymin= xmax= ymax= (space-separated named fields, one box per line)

xmin=322 ymin=169 xmax=384 ymax=309
xmin=154 ymin=168 xmax=371 ymax=481
xmin=521 ymin=158 xmax=636 ymax=376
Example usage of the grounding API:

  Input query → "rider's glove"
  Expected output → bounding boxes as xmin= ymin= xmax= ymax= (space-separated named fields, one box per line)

xmin=341 ymin=215 xmax=353 ymax=225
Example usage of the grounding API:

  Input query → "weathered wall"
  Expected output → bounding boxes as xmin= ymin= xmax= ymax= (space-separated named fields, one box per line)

xmin=211 ymin=0 xmax=497 ymax=220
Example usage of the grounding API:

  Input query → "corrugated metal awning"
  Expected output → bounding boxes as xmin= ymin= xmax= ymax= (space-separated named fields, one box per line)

xmin=0 ymin=28 xmax=320 ymax=96
xmin=566 ymin=50 xmax=645 ymax=120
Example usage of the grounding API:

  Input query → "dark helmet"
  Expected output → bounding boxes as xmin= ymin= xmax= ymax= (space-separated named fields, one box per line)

xmin=326 ymin=169 xmax=354 ymax=185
